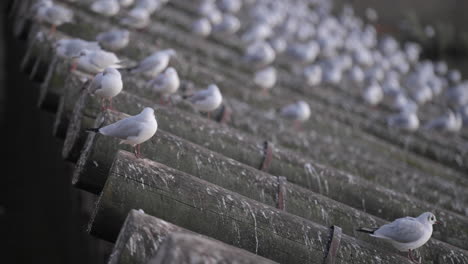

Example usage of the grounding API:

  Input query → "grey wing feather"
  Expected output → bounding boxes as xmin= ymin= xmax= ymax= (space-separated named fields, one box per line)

xmin=135 ymin=55 xmax=163 ymax=73
xmin=375 ymin=218 xmax=425 ymax=243
xmin=187 ymin=90 xmax=210 ymax=104
xmin=280 ymin=105 xmax=299 ymax=119
xmin=99 ymin=118 xmax=143 ymax=140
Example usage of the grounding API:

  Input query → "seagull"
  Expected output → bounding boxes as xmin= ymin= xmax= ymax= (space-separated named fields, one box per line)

xmin=184 ymin=84 xmax=223 ymax=118
xmin=96 ymin=29 xmax=130 ymax=51
xmin=423 ymin=110 xmax=463 ymax=132
xmin=362 ymin=81 xmax=383 ymax=106
xmin=279 ymin=100 xmax=311 ymax=130
xmin=243 ymin=41 xmax=276 ymax=68
xmin=119 ymin=0 xmax=135 ymax=8
xmin=54 ymin=38 xmax=101 ymax=60
xmin=88 ymin=67 xmax=123 ymax=110
xmin=387 ymin=111 xmax=420 ymax=131
xmin=253 ymin=66 xmax=276 ymax=94
xmin=191 ymin=17 xmax=212 ymax=37
xmin=213 ymin=14 xmax=240 ymax=35
xmin=73 ymin=49 xmax=122 ymax=75
xmin=303 ymin=65 xmax=322 ymax=87
xmin=87 ymin=107 xmax=157 ymax=158
xmin=120 ymin=7 xmax=151 ymax=30
xmin=147 ymin=67 xmax=180 ymax=104
xmin=217 ymin=0 xmax=242 ymax=13
xmin=357 ymin=212 xmax=440 ymax=263
xmin=129 ymin=49 xmax=176 ymax=79
xmin=34 ymin=1 xmax=73 ymax=36
xmin=91 ymin=0 xmax=120 ymax=17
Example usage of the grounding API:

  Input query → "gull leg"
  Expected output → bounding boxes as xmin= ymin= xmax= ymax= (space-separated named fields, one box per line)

xmin=49 ymin=24 xmax=57 ymax=38
xmin=207 ymin=112 xmax=211 ymax=119
xmin=108 ymin=98 xmax=113 ymax=111
xmin=101 ymin=98 xmax=107 ymax=111
xmin=293 ymin=120 xmax=302 ymax=131
xmin=262 ymin=88 xmax=269 ymax=97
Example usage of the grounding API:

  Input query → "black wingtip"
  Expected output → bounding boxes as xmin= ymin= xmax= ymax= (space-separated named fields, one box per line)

xmin=356 ymin=228 xmax=376 ymax=234
xmin=86 ymin=128 xmax=100 ymax=133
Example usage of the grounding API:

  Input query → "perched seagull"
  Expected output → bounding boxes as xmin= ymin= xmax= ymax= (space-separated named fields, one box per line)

xmin=254 ymin=66 xmax=277 ymax=94
xmin=96 ymin=29 xmax=130 ymax=51
xmin=54 ymin=38 xmax=101 ymax=60
xmin=184 ymin=84 xmax=223 ymax=118
xmin=243 ymin=41 xmax=276 ymax=68
xmin=191 ymin=17 xmax=212 ymax=37
xmin=91 ymin=0 xmax=120 ymax=17
xmin=129 ymin=49 xmax=176 ymax=79
xmin=34 ymin=1 xmax=73 ymax=35
xmin=279 ymin=100 xmax=311 ymax=130
xmin=387 ymin=111 xmax=420 ymax=132
xmin=303 ymin=65 xmax=322 ymax=87
xmin=213 ymin=14 xmax=240 ymax=35
xmin=362 ymin=82 xmax=383 ymax=106
xmin=87 ymin=107 xmax=158 ymax=158
xmin=423 ymin=110 xmax=463 ymax=132
xmin=134 ymin=0 xmax=166 ymax=14
xmin=73 ymin=49 xmax=122 ymax=75
xmin=119 ymin=0 xmax=135 ymax=8
xmin=120 ymin=8 xmax=151 ymax=30
xmin=217 ymin=0 xmax=242 ymax=13
xmin=88 ymin=67 xmax=123 ymax=110
xmin=147 ymin=67 xmax=180 ymax=104
xmin=357 ymin=212 xmax=439 ymax=263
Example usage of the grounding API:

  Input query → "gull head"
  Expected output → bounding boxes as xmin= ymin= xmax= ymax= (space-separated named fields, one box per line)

xmin=418 ymin=212 xmax=440 ymax=225
xmin=208 ymin=84 xmax=220 ymax=92
xmin=73 ymin=49 xmax=91 ymax=59
xmin=164 ymin=49 xmax=177 ymax=57
xmin=103 ymin=67 xmax=120 ymax=76
xmin=141 ymin=107 xmax=156 ymax=118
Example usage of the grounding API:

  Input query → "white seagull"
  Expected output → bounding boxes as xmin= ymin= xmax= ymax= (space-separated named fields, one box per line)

xmin=279 ymin=100 xmax=311 ymax=130
xmin=73 ymin=49 xmax=122 ymax=75
xmin=88 ymin=67 xmax=123 ymax=110
xmin=191 ymin=18 xmax=212 ymax=37
xmin=387 ymin=111 xmax=420 ymax=132
xmin=357 ymin=212 xmax=439 ymax=263
xmin=87 ymin=107 xmax=158 ymax=158
xmin=96 ymin=29 xmax=130 ymax=51
xmin=254 ymin=66 xmax=276 ymax=94
xmin=243 ymin=41 xmax=276 ymax=68
xmin=185 ymin=84 xmax=223 ymax=118
xmin=120 ymin=8 xmax=151 ymax=30
xmin=423 ymin=110 xmax=463 ymax=132
xmin=54 ymin=38 xmax=101 ymax=60
xmin=34 ymin=1 xmax=73 ymax=35
xmin=129 ymin=49 xmax=176 ymax=79
xmin=91 ymin=0 xmax=120 ymax=17
xmin=147 ymin=67 xmax=180 ymax=104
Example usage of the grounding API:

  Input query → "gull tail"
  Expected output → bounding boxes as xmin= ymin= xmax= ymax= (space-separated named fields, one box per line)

xmin=86 ymin=127 xmax=101 ymax=133
xmin=356 ymin=227 xmax=378 ymax=234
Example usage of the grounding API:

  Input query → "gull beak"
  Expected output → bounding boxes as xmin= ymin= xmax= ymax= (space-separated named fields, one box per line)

xmin=435 ymin=221 xmax=442 ymax=225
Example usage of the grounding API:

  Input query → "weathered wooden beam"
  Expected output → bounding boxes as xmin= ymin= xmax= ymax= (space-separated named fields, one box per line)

xmin=149 ymin=232 xmax=277 ymax=264
xmin=71 ymin=110 xmax=468 ymax=261
xmin=108 ymin=210 xmax=277 ymax=264
xmin=90 ymin=150 xmax=412 ymax=264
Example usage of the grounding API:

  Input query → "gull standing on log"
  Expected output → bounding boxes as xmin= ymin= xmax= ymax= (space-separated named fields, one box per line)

xmin=254 ymin=66 xmax=276 ymax=94
xmin=96 ymin=29 xmax=130 ymax=51
xmin=357 ymin=212 xmax=440 ymax=263
xmin=91 ymin=0 xmax=120 ymax=17
xmin=147 ymin=67 xmax=180 ymax=104
xmin=34 ymin=1 xmax=73 ymax=36
xmin=129 ymin=49 xmax=176 ymax=79
xmin=423 ymin=110 xmax=463 ymax=132
xmin=87 ymin=107 xmax=158 ymax=158
xmin=120 ymin=7 xmax=151 ymax=30
xmin=73 ymin=49 xmax=122 ymax=75
xmin=88 ymin=67 xmax=123 ymax=110
xmin=185 ymin=84 xmax=223 ymax=118
xmin=279 ymin=100 xmax=311 ymax=130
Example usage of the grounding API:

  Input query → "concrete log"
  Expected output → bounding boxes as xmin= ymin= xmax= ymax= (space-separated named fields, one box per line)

xmin=108 ymin=210 xmax=277 ymax=264
xmin=71 ymin=110 xmax=468 ymax=261
xmin=90 ymin=150 xmax=412 ymax=264
xmin=150 ymin=232 xmax=277 ymax=264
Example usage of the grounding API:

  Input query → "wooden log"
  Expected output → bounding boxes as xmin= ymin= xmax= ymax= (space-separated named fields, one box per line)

xmin=90 ymin=150 xmax=412 ymax=264
xmin=71 ymin=111 xmax=468 ymax=261
xmin=108 ymin=210 xmax=277 ymax=264
xmin=149 ymin=233 xmax=277 ymax=264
